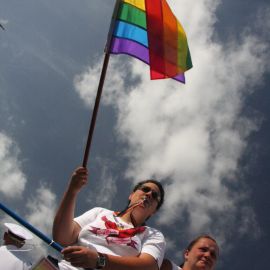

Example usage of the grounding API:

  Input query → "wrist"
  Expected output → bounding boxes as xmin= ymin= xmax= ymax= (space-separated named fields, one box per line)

xmin=96 ymin=252 xmax=107 ymax=269
xmin=66 ymin=185 xmax=80 ymax=197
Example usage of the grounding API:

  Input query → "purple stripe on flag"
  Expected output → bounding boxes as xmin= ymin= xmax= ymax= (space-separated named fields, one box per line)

xmin=174 ymin=73 xmax=185 ymax=83
xmin=110 ymin=37 xmax=149 ymax=64
xmin=110 ymin=37 xmax=185 ymax=83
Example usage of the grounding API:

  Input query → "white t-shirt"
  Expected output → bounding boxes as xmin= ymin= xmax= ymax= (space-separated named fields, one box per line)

xmin=0 ymin=245 xmax=32 ymax=270
xmin=59 ymin=207 xmax=166 ymax=270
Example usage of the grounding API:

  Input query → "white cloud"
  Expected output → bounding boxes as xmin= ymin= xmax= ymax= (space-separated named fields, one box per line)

xmin=73 ymin=56 xmax=128 ymax=109
xmin=74 ymin=0 xmax=269 ymax=246
xmin=86 ymin=158 xmax=118 ymax=209
xmin=26 ymin=185 xmax=57 ymax=235
xmin=0 ymin=132 xmax=27 ymax=198
xmin=24 ymin=185 xmax=57 ymax=260
xmin=0 ymin=19 xmax=8 ymax=26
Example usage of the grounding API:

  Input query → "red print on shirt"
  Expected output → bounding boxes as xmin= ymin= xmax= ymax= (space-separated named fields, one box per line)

xmin=88 ymin=216 xmax=146 ymax=249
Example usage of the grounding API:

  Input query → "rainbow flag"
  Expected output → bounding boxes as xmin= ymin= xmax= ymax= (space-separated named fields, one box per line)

xmin=109 ymin=0 xmax=192 ymax=83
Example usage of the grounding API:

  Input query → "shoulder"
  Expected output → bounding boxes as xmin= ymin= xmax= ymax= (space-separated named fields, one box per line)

xmin=144 ymin=226 xmax=165 ymax=240
xmin=79 ymin=207 xmax=112 ymax=217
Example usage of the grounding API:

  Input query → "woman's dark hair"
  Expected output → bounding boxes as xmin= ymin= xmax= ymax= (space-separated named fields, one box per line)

xmin=132 ymin=179 xmax=165 ymax=210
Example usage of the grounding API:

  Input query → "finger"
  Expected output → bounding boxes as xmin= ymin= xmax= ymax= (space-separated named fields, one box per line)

xmin=75 ymin=167 xmax=88 ymax=174
xmin=65 ymin=250 xmax=87 ymax=258
xmin=62 ymin=246 xmax=83 ymax=254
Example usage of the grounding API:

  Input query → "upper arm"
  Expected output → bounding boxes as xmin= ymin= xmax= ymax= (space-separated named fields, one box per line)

xmin=71 ymin=221 xmax=82 ymax=243
xmin=141 ymin=229 xmax=166 ymax=268
xmin=138 ymin=253 xmax=159 ymax=270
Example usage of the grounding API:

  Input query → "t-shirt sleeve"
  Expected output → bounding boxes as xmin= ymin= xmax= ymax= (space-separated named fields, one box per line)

xmin=74 ymin=207 xmax=105 ymax=229
xmin=141 ymin=228 xmax=166 ymax=268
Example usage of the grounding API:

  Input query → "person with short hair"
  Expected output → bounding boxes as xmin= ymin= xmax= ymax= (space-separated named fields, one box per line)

xmin=161 ymin=235 xmax=219 ymax=270
xmin=0 ymin=222 xmax=33 ymax=270
xmin=53 ymin=166 xmax=166 ymax=270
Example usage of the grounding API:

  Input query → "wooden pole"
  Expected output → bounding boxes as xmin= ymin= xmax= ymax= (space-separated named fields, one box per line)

xmin=82 ymin=0 xmax=122 ymax=167
xmin=82 ymin=52 xmax=110 ymax=167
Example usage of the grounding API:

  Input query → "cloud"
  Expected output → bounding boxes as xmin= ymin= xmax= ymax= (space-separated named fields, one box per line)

xmin=26 ymin=185 xmax=57 ymax=235
xmin=0 ymin=132 xmax=27 ymax=198
xmin=24 ymin=185 xmax=57 ymax=259
xmin=0 ymin=19 xmax=8 ymax=26
xmin=73 ymin=0 xmax=269 ymax=248
xmin=86 ymin=158 xmax=118 ymax=209
xmin=73 ymin=56 xmax=129 ymax=109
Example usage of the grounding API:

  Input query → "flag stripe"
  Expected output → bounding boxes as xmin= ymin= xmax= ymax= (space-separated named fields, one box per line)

xmin=118 ymin=2 xmax=147 ymax=29
xmin=113 ymin=21 xmax=148 ymax=47
xmin=145 ymin=0 xmax=166 ymax=79
xmin=111 ymin=37 xmax=149 ymax=63
xmin=110 ymin=37 xmax=185 ymax=83
xmin=177 ymin=21 xmax=188 ymax=69
xmin=123 ymin=0 xmax=145 ymax=11
xmin=162 ymin=0 xmax=179 ymax=75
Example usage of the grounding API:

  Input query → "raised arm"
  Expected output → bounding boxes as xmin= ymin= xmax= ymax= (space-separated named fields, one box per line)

xmin=52 ymin=167 xmax=88 ymax=246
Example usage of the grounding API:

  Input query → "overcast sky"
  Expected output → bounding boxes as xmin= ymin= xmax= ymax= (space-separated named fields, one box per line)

xmin=0 ymin=0 xmax=270 ymax=268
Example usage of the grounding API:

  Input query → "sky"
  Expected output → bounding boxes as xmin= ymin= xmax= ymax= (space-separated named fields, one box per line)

xmin=0 ymin=0 xmax=270 ymax=269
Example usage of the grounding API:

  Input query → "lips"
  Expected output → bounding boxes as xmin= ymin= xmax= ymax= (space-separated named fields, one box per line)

xmin=198 ymin=258 xmax=211 ymax=268
xmin=141 ymin=196 xmax=154 ymax=208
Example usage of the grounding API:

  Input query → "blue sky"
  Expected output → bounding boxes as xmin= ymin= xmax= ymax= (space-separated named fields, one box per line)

xmin=0 ymin=0 xmax=270 ymax=268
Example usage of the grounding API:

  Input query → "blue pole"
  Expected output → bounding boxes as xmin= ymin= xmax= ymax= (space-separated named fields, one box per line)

xmin=0 ymin=202 xmax=63 ymax=252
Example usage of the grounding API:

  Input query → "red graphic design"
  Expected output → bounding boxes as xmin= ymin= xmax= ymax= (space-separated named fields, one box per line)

xmin=88 ymin=216 xmax=146 ymax=249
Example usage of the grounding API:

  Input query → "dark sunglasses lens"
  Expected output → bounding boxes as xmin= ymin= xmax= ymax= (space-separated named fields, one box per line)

xmin=140 ymin=186 xmax=160 ymax=201
xmin=141 ymin=186 xmax=151 ymax=193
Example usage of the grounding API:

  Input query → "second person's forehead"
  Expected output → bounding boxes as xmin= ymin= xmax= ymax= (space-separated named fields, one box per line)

xmin=196 ymin=239 xmax=218 ymax=252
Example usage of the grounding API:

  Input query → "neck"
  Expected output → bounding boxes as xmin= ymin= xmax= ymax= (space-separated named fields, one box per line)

xmin=120 ymin=211 xmax=145 ymax=227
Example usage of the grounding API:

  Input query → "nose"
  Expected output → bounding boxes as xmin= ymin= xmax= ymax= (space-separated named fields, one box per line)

xmin=146 ymin=189 xmax=155 ymax=197
xmin=203 ymin=251 xmax=211 ymax=261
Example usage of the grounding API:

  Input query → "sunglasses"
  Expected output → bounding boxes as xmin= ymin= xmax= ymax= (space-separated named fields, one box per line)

xmin=138 ymin=185 xmax=161 ymax=202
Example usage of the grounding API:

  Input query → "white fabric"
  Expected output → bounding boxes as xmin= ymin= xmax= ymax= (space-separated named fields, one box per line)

xmin=58 ymin=207 xmax=166 ymax=270
xmin=4 ymin=223 xmax=33 ymax=240
xmin=0 ymin=245 xmax=32 ymax=270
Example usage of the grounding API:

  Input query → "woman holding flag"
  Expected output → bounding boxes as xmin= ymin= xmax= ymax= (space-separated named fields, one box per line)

xmin=53 ymin=166 xmax=165 ymax=270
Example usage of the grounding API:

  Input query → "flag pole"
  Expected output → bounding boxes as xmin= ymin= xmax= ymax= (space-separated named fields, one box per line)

xmin=82 ymin=0 xmax=122 ymax=168
xmin=0 ymin=202 xmax=63 ymax=252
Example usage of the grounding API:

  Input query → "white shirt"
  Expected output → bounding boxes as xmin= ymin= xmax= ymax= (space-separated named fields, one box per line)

xmin=59 ymin=207 xmax=166 ymax=270
xmin=0 ymin=245 xmax=32 ymax=270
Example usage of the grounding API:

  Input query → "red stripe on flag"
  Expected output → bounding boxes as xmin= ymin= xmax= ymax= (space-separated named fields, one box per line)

xmin=162 ymin=0 xmax=179 ymax=76
xmin=145 ymin=0 xmax=166 ymax=79
xmin=145 ymin=0 xmax=180 ymax=80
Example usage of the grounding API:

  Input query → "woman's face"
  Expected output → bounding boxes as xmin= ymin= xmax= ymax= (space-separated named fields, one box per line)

xmin=184 ymin=238 xmax=218 ymax=270
xmin=129 ymin=182 xmax=160 ymax=218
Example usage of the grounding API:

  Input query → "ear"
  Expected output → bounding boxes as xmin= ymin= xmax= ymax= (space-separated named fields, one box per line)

xmin=128 ymin=192 xmax=134 ymax=201
xmin=184 ymin=249 xmax=189 ymax=261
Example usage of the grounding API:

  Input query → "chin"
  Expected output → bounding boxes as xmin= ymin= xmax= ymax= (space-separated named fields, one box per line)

xmin=196 ymin=262 xmax=211 ymax=270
